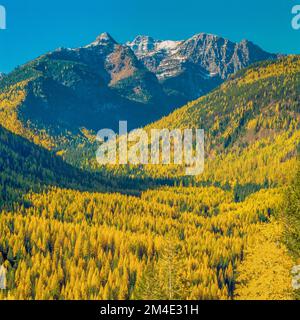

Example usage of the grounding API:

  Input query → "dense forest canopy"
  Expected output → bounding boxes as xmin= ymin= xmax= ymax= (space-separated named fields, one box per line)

xmin=0 ymin=56 xmax=299 ymax=300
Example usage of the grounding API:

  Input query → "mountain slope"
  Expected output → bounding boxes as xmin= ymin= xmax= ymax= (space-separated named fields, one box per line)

xmin=0 ymin=124 xmax=105 ymax=207
xmin=0 ymin=124 xmax=147 ymax=208
xmin=0 ymin=33 xmax=277 ymax=152
xmin=88 ymin=56 xmax=300 ymax=187
xmin=0 ymin=33 xmax=170 ymax=140
xmin=148 ymin=55 xmax=300 ymax=183
xmin=0 ymin=42 xmax=297 ymax=303
xmin=147 ymin=56 xmax=299 ymax=146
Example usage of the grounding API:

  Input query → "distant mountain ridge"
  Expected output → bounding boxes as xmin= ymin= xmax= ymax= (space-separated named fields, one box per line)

xmin=127 ymin=33 xmax=278 ymax=100
xmin=0 ymin=32 xmax=278 ymax=149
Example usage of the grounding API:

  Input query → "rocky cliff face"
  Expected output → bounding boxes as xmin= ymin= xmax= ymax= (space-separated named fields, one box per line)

xmin=127 ymin=33 xmax=278 ymax=101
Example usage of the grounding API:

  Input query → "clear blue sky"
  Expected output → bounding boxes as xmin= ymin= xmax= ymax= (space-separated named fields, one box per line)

xmin=0 ymin=0 xmax=299 ymax=73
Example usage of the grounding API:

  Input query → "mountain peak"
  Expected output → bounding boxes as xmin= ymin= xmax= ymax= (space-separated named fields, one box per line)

xmin=96 ymin=32 xmax=115 ymax=41
xmin=191 ymin=32 xmax=218 ymax=39
xmin=126 ymin=35 xmax=157 ymax=55
xmin=88 ymin=32 xmax=117 ymax=47
xmin=186 ymin=32 xmax=234 ymax=46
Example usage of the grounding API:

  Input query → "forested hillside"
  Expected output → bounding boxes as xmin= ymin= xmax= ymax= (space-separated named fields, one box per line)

xmin=0 ymin=124 xmax=88 ymax=208
xmin=84 ymin=56 xmax=300 ymax=190
xmin=0 ymin=124 xmax=148 ymax=209
xmin=0 ymin=54 xmax=299 ymax=300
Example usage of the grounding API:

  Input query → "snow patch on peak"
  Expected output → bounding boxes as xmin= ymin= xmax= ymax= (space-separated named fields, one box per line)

xmin=156 ymin=40 xmax=182 ymax=52
xmin=127 ymin=35 xmax=155 ymax=55
xmin=86 ymin=32 xmax=117 ymax=47
xmin=127 ymin=35 xmax=182 ymax=57
xmin=96 ymin=32 xmax=116 ymax=42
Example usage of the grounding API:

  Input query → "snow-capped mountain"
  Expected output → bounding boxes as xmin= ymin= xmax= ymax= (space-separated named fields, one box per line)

xmin=0 ymin=32 xmax=278 ymax=133
xmin=127 ymin=33 xmax=278 ymax=100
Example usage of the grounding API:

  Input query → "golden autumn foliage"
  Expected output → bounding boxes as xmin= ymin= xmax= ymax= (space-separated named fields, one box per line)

xmin=0 ymin=186 xmax=293 ymax=300
xmin=0 ymin=55 xmax=299 ymax=301
xmin=237 ymin=56 xmax=300 ymax=86
xmin=235 ymin=221 xmax=293 ymax=300
xmin=84 ymin=56 xmax=300 ymax=190
xmin=0 ymin=82 xmax=55 ymax=149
